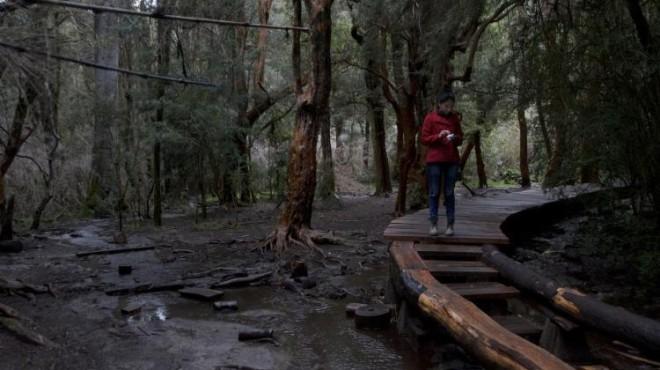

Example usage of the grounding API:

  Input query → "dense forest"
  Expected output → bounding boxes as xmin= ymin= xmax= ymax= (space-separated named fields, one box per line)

xmin=1 ymin=0 xmax=660 ymax=369
xmin=1 ymin=0 xmax=659 ymax=240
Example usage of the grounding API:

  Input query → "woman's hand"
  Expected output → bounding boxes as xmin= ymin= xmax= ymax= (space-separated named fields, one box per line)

xmin=438 ymin=130 xmax=450 ymax=139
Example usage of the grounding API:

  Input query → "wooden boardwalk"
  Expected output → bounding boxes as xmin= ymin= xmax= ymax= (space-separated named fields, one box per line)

xmin=384 ymin=188 xmax=556 ymax=245
xmin=385 ymin=188 xmax=578 ymax=369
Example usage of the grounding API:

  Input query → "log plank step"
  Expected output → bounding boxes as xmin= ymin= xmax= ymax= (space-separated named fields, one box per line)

xmin=415 ymin=244 xmax=483 ymax=260
xmin=492 ymin=315 xmax=543 ymax=340
xmin=445 ymin=282 xmax=520 ymax=301
xmin=424 ymin=260 xmax=499 ymax=279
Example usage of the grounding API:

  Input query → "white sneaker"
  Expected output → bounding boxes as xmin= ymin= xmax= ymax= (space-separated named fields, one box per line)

xmin=445 ymin=225 xmax=454 ymax=236
xmin=429 ymin=225 xmax=439 ymax=236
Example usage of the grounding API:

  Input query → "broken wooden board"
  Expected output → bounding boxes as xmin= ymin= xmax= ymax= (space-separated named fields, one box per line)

xmin=121 ymin=302 xmax=143 ymax=315
xmin=178 ymin=287 xmax=224 ymax=301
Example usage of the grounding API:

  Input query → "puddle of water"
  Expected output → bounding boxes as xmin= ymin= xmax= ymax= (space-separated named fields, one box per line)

xmin=112 ymin=268 xmax=431 ymax=370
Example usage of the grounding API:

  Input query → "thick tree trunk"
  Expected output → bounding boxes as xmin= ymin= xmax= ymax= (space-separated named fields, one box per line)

xmin=518 ymin=106 xmax=531 ymax=188
xmin=267 ymin=0 xmax=333 ymax=252
xmin=91 ymin=1 xmax=120 ymax=216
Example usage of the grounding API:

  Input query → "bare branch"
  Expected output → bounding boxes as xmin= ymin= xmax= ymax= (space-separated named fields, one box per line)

xmin=450 ymin=0 xmax=521 ymax=83
xmin=0 ymin=41 xmax=222 ymax=89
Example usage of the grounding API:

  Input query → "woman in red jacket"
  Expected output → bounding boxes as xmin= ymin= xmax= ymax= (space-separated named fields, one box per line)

xmin=420 ymin=90 xmax=463 ymax=236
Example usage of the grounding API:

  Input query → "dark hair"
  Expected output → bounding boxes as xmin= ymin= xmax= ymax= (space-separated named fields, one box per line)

xmin=437 ymin=89 xmax=456 ymax=104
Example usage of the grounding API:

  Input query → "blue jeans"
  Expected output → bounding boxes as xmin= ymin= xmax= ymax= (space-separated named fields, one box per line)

xmin=427 ymin=162 xmax=458 ymax=226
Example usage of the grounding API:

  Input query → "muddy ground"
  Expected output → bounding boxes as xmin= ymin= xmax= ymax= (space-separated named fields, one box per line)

xmin=1 ymin=194 xmax=481 ymax=370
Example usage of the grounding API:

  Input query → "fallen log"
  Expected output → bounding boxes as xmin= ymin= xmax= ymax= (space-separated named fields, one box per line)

xmin=238 ymin=328 xmax=273 ymax=341
xmin=0 ymin=317 xmax=55 ymax=347
xmin=0 ymin=276 xmax=48 ymax=294
xmin=390 ymin=242 xmax=573 ymax=370
xmin=211 ymin=271 xmax=272 ymax=289
xmin=0 ymin=302 xmax=20 ymax=318
xmin=483 ymin=245 xmax=660 ymax=354
xmin=105 ymin=281 xmax=188 ymax=296
xmin=76 ymin=245 xmax=155 ymax=257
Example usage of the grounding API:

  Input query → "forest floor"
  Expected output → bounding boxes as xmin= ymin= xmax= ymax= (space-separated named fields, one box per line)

xmin=2 ymin=187 xmax=657 ymax=370
xmin=1 ymin=193 xmax=476 ymax=370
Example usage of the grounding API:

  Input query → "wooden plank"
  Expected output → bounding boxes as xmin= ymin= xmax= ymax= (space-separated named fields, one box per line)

xmin=384 ymin=232 xmax=510 ymax=245
xmin=415 ymin=244 xmax=483 ymax=259
xmin=390 ymin=241 xmax=426 ymax=270
xmin=406 ymin=270 xmax=574 ymax=370
xmin=492 ymin=315 xmax=543 ymax=339
xmin=446 ymin=282 xmax=520 ymax=300
xmin=179 ymin=287 xmax=225 ymax=301
xmin=425 ymin=260 xmax=499 ymax=279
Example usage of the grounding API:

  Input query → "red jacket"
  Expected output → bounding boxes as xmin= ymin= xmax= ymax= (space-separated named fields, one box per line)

xmin=420 ymin=110 xmax=463 ymax=164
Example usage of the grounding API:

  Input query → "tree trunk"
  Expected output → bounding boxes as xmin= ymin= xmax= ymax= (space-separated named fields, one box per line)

xmin=394 ymin=105 xmax=417 ymax=216
xmin=0 ymin=196 xmax=15 ymax=241
xmin=474 ymin=130 xmax=488 ymax=189
xmin=253 ymin=0 xmax=273 ymax=91
xmin=518 ymin=106 xmax=531 ymax=188
xmin=460 ymin=132 xmax=475 ymax=172
xmin=317 ymin=109 xmax=336 ymax=200
xmin=153 ymin=141 xmax=162 ymax=226
xmin=198 ymin=153 xmax=207 ymax=219
xmin=153 ymin=1 xmax=170 ymax=227
xmin=0 ymin=79 xmax=38 ymax=239
xmin=267 ymin=0 xmax=334 ymax=253
xmin=371 ymin=105 xmax=392 ymax=195
xmin=362 ymin=120 xmax=370 ymax=170
xmin=91 ymin=1 xmax=120 ymax=217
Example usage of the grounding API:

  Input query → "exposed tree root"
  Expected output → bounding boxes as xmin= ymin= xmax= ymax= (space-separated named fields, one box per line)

xmin=264 ymin=225 xmax=330 ymax=257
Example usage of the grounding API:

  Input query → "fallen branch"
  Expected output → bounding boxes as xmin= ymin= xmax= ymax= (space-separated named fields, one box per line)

xmin=0 ymin=276 xmax=48 ymax=294
xmin=0 ymin=303 xmax=20 ymax=319
xmin=211 ymin=272 xmax=272 ymax=289
xmin=76 ymin=245 xmax=155 ymax=257
xmin=0 ymin=317 xmax=55 ymax=347
xmin=182 ymin=266 xmax=243 ymax=280
xmin=105 ymin=281 xmax=188 ymax=296
xmin=0 ymin=41 xmax=221 ymax=89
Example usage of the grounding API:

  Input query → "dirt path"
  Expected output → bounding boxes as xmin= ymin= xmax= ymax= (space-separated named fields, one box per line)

xmin=1 ymin=195 xmax=456 ymax=370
